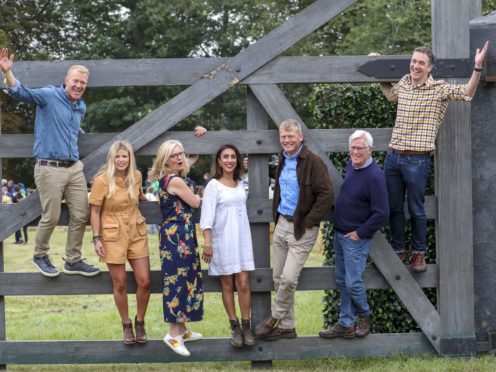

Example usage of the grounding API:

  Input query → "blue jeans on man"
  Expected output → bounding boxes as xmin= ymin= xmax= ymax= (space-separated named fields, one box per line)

xmin=334 ymin=231 xmax=371 ymax=328
xmin=384 ymin=150 xmax=431 ymax=254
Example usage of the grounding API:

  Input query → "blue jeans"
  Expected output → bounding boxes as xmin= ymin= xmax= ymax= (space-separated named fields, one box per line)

xmin=384 ymin=150 xmax=431 ymax=253
xmin=334 ymin=231 xmax=371 ymax=328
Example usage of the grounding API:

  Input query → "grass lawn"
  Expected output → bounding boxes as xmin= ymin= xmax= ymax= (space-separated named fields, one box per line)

xmin=2 ymin=227 xmax=496 ymax=371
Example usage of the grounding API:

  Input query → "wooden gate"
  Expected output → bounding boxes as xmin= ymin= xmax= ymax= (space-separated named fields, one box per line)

xmin=0 ymin=0 xmax=487 ymax=365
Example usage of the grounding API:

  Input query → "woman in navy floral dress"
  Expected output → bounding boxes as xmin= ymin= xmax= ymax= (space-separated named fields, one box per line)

xmin=149 ymin=137 xmax=204 ymax=357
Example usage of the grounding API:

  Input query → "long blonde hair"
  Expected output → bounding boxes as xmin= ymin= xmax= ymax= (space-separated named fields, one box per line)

xmin=149 ymin=140 xmax=190 ymax=180
xmin=96 ymin=140 xmax=139 ymax=204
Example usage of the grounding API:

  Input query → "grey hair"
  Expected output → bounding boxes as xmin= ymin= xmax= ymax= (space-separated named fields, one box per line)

xmin=279 ymin=119 xmax=302 ymax=134
xmin=349 ymin=130 xmax=373 ymax=148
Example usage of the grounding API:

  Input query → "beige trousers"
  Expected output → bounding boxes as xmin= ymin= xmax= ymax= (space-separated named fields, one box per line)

xmin=34 ymin=161 xmax=88 ymax=263
xmin=271 ymin=217 xmax=319 ymax=329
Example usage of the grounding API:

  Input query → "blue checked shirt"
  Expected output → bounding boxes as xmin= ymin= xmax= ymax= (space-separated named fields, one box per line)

xmin=7 ymin=80 xmax=86 ymax=160
xmin=277 ymin=145 xmax=303 ymax=217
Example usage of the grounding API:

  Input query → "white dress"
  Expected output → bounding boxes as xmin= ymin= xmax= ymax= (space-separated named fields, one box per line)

xmin=200 ymin=178 xmax=255 ymax=276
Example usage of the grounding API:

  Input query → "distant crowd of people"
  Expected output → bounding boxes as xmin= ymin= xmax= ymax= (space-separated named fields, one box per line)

xmin=2 ymin=178 xmax=29 ymax=244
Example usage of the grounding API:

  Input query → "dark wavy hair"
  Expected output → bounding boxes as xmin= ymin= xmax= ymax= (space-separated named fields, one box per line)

xmin=211 ymin=144 xmax=244 ymax=181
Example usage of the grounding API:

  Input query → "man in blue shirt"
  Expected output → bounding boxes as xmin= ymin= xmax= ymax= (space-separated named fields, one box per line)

xmin=319 ymin=130 xmax=389 ymax=339
xmin=1 ymin=48 xmax=99 ymax=277
xmin=255 ymin=119 xmax=333 ymax=340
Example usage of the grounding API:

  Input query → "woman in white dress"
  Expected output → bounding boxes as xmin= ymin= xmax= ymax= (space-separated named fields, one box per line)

xmin=200 ymin=144 xmax=256 ymax=347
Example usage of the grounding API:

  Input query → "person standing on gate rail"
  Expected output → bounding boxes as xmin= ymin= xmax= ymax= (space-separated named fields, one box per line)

xmin=371 ymin=41 xmax=489 ymax=272
xmin=255 ymin=118 xmax=333 ymax=341
xmin=319 ymin=130 xmax=389 ymax=339
xmin=89 ymin=141 xmax=150 ymax=345
xmin=200 ymin=144 xmax=256 ymax=348
xmin=0 ymin=48 xmax=100 ymax=277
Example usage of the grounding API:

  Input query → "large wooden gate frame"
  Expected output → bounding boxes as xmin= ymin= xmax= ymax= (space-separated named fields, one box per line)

xmin=0 ymin=0 xmax=481 ymax=364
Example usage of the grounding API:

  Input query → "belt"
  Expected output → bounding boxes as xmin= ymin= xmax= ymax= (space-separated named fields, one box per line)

xmin=282 ymin=215 xmax=294 ymax=222
xmin=38 ymin=159 xmax=77 ymax=168
xmin=391 ymin=149 xmax=431 ymax=155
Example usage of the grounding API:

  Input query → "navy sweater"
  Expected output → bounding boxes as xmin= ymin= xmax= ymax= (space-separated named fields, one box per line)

xmin=333 ymin=160 xmax=389 ymax=239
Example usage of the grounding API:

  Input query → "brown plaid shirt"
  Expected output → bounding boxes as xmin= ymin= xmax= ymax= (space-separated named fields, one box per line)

xmin=388 ymin=74 xmax=471 ymax=152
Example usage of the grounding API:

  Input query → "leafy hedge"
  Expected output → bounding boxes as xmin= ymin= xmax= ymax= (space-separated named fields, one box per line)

xmin=309 ymin=84 xmax=436 ymax=333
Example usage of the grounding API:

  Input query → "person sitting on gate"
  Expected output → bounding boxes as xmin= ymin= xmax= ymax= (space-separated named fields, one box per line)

xmin=0 ymin=48 xmax=100 ymax=278
xmin=89 ymin=140 xmax=150 ymax=345
xmin=200 ymin=144 xmax=256 ymax=348
xmin=371 ymin=41 xmax=489 ymax=272
xmin=255 ymin=118 xmax=333 ymax=341
xmin=319 ymin=130 xmax=389 ymax=339
xmin=149 ymin=128 xmax=206 ymax=357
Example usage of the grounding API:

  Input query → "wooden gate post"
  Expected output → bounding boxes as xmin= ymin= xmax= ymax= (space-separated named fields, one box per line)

xmin=0 ymin=92 xmax=6 ymax=371
xmin=470 ymin=11 xmax=496 ymax=353
xmin=432 ymin=0 xmax=481 ymax=356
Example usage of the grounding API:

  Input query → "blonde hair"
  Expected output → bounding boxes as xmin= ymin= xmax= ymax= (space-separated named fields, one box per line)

xmin=67 ymin=65 xmax=89 ymax=78
xmin=149 ymin=140 xmax=189 ymax=180
xmin=96 ymin=141 xmax=139 ymax=205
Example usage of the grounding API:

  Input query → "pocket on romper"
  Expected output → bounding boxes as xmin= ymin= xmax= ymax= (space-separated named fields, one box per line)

xmin=136 ymin=215 xmax=147 ymax=236
xmin=102 ymin=224 xmax=119 ymax=242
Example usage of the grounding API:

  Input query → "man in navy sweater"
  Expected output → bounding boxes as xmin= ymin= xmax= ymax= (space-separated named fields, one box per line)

xmin=319 ymin=130 xmax=389 ymax=339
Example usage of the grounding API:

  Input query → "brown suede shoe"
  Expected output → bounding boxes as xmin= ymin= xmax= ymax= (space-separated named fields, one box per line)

xmin=319 ymin=323 xmax=355 ymax=339
xmin=135 ymin=316 xmax=148 ymax=344
xmin=122 ymin=320 xmax=136 ymax=345
xmin=356 ymin=316 xmax=370 ymax=338
xmin=255 ymin=314 xmax=279 ymax=337
xmin=262 ymin=327 xmax=297 ymax=341
xmin=241 ymin=318 xmax=256 ymax=346
xmin=412 ymin=252 xmax=427 ymax=273
xmin=230 ymin=318 xmax=243 ymax=348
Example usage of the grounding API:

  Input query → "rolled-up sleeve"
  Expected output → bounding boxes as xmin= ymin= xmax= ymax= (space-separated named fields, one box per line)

xmin=88 ymin=176 xmax=107 ymax=207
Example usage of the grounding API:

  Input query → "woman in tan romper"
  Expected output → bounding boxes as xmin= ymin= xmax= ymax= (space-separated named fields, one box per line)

xmin=89 ymin=140 xmax=150 ymax=344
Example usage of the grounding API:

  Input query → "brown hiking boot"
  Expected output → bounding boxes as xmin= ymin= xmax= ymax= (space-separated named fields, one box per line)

xmin=241 ymin=318 xmax=256 ymax=346
xmin=356 ymin=316 xmax=370 ymax=338
xmin=122 ymin=319 xmax=136 ymax=345
xmin=134 ymin=316 xmax=148 ymax=344
xmin=262 ymin=327 xmax=297 ymax=341
xmin=412 ymin=252 xmax=427 ymax=273
xmin=255 ymin=314 xmax=279 ymax=337
xmin=230 ymin=318 xmax=243 ymax=348
xmin=398 ymin=251 xmax=408 ymax=263
xmin=318 ymin=323 xmax=355 ymax=339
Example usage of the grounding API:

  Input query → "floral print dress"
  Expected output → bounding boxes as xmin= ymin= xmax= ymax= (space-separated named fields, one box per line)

xmin=159 ymin=175 xmax=203 ymax=323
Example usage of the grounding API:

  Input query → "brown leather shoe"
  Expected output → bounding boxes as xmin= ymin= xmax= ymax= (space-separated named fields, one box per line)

xmin=255 ymin=314 xmax=279 ymax=337
xmin=230 ymin=318 xmax=243 ymax=348
xmin=241 ymin=318 xmax=256 ymax=346
xmin=262 ymin=327 xmax=297 ymax=341
xmin=412 ymin=252 xmax=427 ymax=273
xmin=122 ymin=320 xmax=136 ymax=345
xmin=134 ymin=316 xmax=148 ymax=344
xmin=398 ymin=251 xmax=408 ymax=263
xmin=319 ymin=323 xmax=355 ymax=339
xmin=356 ymin=316 xmax=370 ymax=338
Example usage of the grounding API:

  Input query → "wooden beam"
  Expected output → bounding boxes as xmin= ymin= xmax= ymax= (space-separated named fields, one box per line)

xmin=0 ymin=334 xmax=433 ymax=364
xmin=0 ymin=129 xmax=396 ymax=158
xmin=249 ymin=83 xmax=442 ymax=352
xmin=0 ymin=266 xmax=438 ymax=296
xmin=432 ymin=0 xmax=478 ymax=355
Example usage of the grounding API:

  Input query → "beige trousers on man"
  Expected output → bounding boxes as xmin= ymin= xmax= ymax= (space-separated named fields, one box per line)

xmin=33 ymin=161 xmax=88 ymax=264
xmin=271 ymin=217 xmax=319 ymax=329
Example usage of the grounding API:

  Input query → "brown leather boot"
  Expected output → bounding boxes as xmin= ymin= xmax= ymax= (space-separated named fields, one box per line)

xmin=122 ymin=319 xmax=136 ymax=345
xmin=135 ymin=316 xmax=148 ymax=344
xmin=230 ymin=318 xmax=243 ymax=348
xmin=241 ymin=318 xmax=256 ymax=346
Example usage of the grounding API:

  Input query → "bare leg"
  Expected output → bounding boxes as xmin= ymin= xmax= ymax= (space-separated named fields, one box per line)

xmin=220 ymin=275 xmax=237 ymax=319
xmin=129 ymin=257 xmax=151 ymax=321
xmin=235 ymin=271 xmax=251 ymax=319
xmin=107 ymin=264 xmax=129 ymax=322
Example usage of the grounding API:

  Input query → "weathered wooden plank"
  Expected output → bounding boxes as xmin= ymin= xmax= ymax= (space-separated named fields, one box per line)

xmin=0 ymin=96 xmax=5 ymax=371
xmin=433 ymin=0 xmax=478 ymax=354
xmin=0 ymin=0 xmax=359 ymax=241
xmin=0 ymin=266 xmax=438 ymax=296
xmin=0 ymin=129 xmax=395 ymax=158
xmin=0 ymin=334 xmax=433 ymax=364
xmin=250 ymin=84 xmax=442 ymax=352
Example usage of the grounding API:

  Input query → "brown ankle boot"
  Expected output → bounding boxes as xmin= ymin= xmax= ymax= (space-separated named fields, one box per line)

xmin=241 ymin=318 xmax=256 ymax=346
xmin=135 ymin=316 xmax=148 ymax=344
xmin=230 ymin=318 xmax=243 ymax=348
xmin=122 ymin=319 xmax=136 ymax=345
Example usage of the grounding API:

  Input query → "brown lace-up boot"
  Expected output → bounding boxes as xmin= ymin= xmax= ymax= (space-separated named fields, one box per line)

xmin=241 ymin=318 xmax=256 ymax=346
xmin=230 ymin=318 xmax=243 ymax=348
